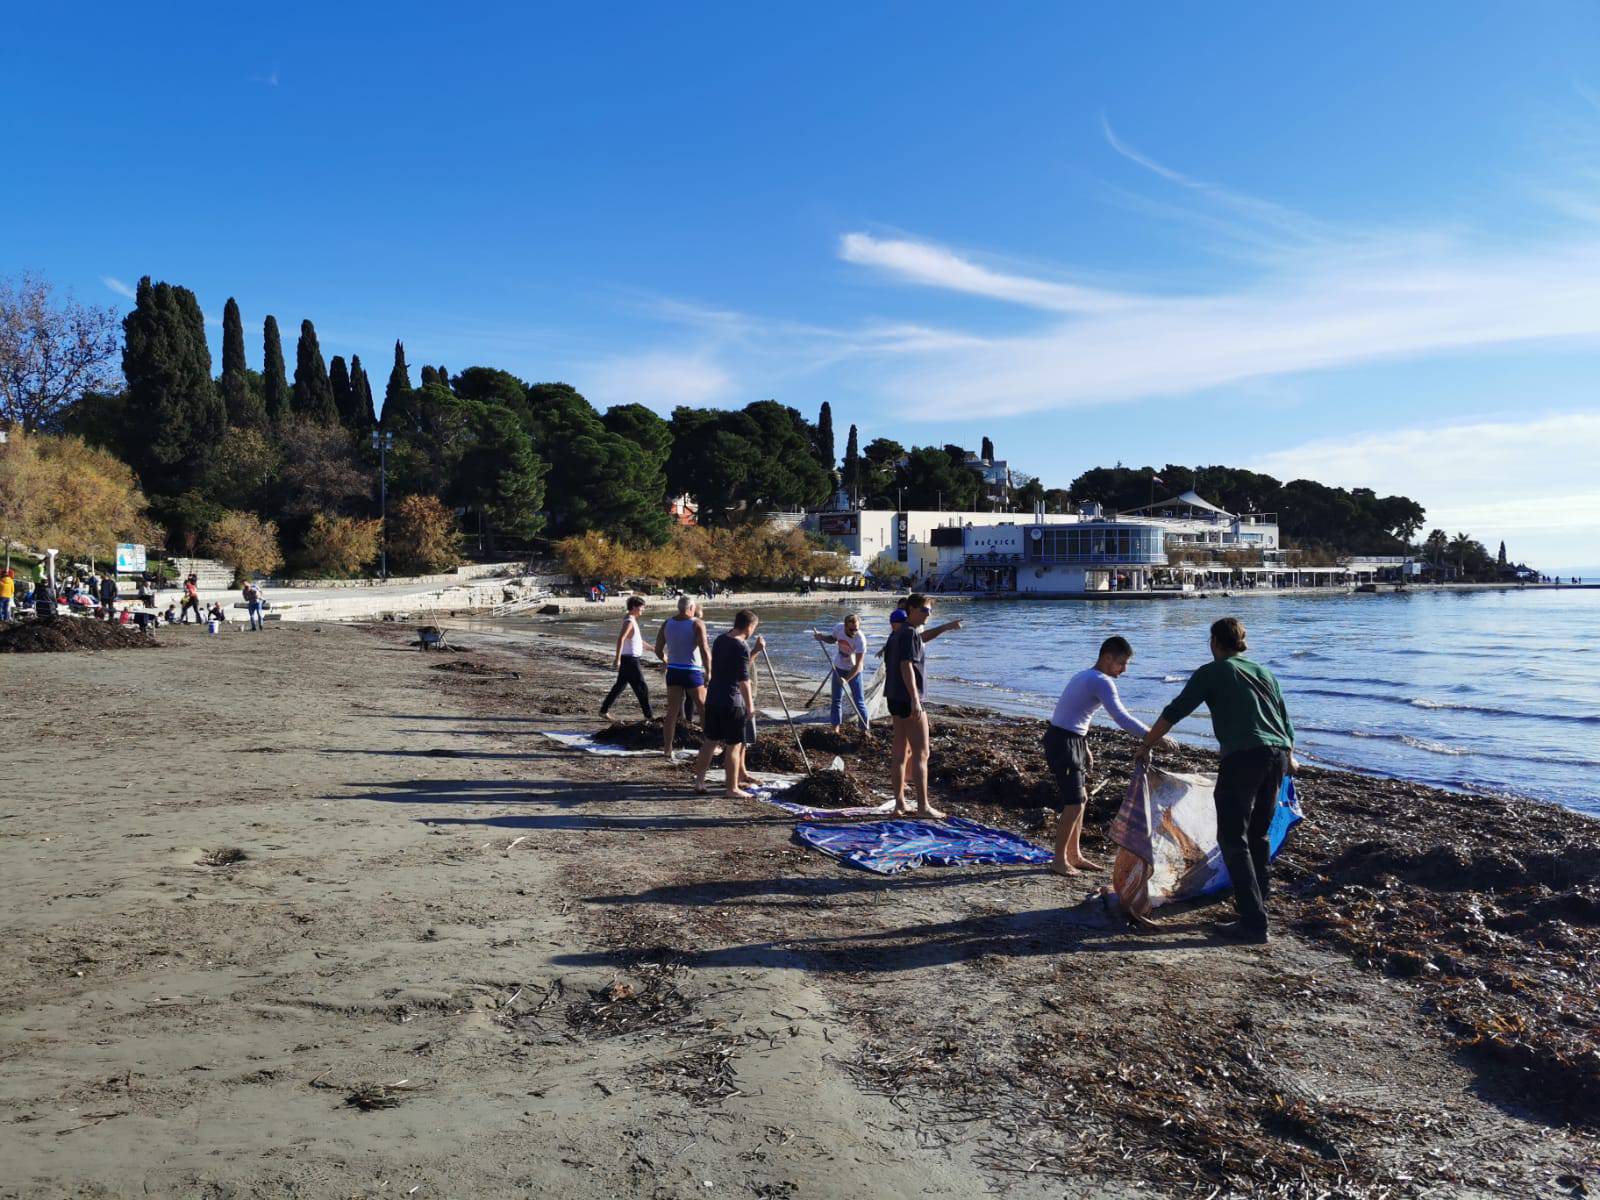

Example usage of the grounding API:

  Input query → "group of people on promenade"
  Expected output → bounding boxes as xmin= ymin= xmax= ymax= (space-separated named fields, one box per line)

xmin=0 ymin=568 xmax=269 ymax=633
xmin=599 ymin=597 xmax=1297 ymax=945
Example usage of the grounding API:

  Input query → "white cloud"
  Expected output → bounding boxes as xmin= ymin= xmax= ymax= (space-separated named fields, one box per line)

xmin=1251 ymin=412 xmax=1600 ymax=565
xmin=583 ymin=351 xmax=734 ymax=412
xmin=101 ymin=275 xmax=135 ymax=299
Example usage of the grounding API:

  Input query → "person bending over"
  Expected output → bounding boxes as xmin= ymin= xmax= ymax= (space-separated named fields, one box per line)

xmin=601 ymin=596 xmax=655 ymax=721
xmin=1136 ymin=617 xmax=1296 ymax=945
xmin=884 ymin=593 xmax=962 ymax=818
xmin=692 ymin=609 xmax=760 ymax=798
xmin=813 ymin=611 xmax=871 ymax=737
xmin=1044 ymin=635 xmax=1160 ymax=876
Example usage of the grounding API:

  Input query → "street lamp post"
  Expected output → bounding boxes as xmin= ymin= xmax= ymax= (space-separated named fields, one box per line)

xmin=372 ymin=429 xmax=394 ymax=581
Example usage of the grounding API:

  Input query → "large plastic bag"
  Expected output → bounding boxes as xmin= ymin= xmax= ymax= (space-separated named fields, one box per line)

xmin=1110 ymin=764 xmax=1301 ymax=916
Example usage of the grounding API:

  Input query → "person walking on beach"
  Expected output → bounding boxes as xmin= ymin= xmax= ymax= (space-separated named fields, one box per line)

xmin=1136 ymin=617 xmax=1296 ymax=944
xmin=884 ymin=593 xmax=962 ymax=818
xmin=242 ymin=579 xmax=264 ymax=631
xmin=0 ymin=568 xmax=13 ymax=621
xmin=655 ymin=595 xmax=712 ymax=759
xmin=601 ymin=596 xmax=655 ymax=722
xmin=813 ymin=611 xmax=871 ymax=737
xmin=691 ymin=608 xmax=760 ymax=797
xmin=1044 ymin=635 xmax=1156 ymax=876
xmin=99 ymin=572 xmax=119 ymax=621
xmin=179 ymin=574 xmax=202 ymax=624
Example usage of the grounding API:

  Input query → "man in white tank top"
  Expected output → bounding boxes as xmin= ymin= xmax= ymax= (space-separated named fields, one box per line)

xmin=600 ymin=596 xmax=654 ymax=721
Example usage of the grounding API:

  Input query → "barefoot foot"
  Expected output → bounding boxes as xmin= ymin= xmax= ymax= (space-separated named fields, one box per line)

xmin=1049 ymin=861 xmax=1081 ymax=877
xmin=915 ymin=805 xmax=947 ymax=821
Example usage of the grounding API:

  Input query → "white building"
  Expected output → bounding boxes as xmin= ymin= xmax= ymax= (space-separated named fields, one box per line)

xmin=808 ymin=508 xmax=1081 ymax=579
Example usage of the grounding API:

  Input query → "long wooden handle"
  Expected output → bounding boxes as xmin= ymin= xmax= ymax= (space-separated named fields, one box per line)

xmin=761 ymin=651 xmax=813 ymax=775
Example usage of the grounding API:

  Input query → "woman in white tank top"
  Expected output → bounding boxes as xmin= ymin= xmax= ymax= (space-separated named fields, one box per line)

xmin=600 ymin=596 xmax=654 ymax=721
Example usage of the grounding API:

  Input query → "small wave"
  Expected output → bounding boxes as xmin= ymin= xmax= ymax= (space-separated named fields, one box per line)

xmin=1162 ymin=674 xmax=1186 ymax=683
xmin=1407 ymin=697 xmax=1600 ymax=724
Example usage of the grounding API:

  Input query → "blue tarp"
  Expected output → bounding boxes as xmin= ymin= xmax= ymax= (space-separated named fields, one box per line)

xmin=793 ymin=815 xmax=1054 ymax=875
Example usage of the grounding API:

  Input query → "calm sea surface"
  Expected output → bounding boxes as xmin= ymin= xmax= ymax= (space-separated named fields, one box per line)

xmin=535 ymin=589 xmax=1600 ymax=816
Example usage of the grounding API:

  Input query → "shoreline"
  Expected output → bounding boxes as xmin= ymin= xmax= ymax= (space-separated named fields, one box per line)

xmin=2 ymin=622 xmax=1595 ymax=1197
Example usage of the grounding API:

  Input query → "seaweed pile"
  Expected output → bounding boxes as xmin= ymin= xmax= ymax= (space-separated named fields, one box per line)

xmin=740 ymin=738 xmax=810 ymax=773
xmin=1277 ymin=773 xmax=1600 ymax=1121
xmin=0 ymin=619 xmax=159 ymax=653
xmin=780 ymin=769 xmax=869 ymax=809
xmin=428 ymin=659 xmax=520 ymax=677
xmin=592 ymin=718 xmax=702 ymax=751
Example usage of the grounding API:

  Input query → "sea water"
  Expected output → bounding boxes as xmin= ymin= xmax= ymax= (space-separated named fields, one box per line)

xmin=541 ymin=588 xmax=1600 ymax=816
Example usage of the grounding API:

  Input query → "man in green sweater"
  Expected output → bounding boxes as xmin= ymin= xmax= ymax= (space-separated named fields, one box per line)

xmin=1135 ymin=616 xmax=1296 ymax=944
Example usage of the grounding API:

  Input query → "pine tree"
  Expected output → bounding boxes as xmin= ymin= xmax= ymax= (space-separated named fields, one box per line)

xmin=981 ymin=435 xmax=995 ymax=462
xmin=219 ymin=297 xmax=263 ymax=427
xmin=330 ymin=354 xmax=362 ymax=428
xmin=384 ymin=340 xmax=411 ymax=425
xmin=121 ymin=275 xmax=226 ymax=494
xmin=842 ymin=424 xmax=861 ymax=500
xmin=814 ymin=401 xmax=835 ymax=473
xmin=262 ymin=316 xmax=290 ymax=422
xmin=292 ymin=320 xmax=338 ymax=423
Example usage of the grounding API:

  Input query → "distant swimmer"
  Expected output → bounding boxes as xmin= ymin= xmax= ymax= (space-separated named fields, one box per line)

xmin=1136 ymin=617 xmax=1297 ymax=945
xmin=600 ymin=596 xmax=654 ymax=722
xmin=655 ymin=596 xmax=712 ymax=759
xmin=692 ymin=608 xmax=761 ymax=798
xmin=1044 ymin=635 xmax=1157 ymax=876
xmin=884 ymin=593 xmax=963 ymax=818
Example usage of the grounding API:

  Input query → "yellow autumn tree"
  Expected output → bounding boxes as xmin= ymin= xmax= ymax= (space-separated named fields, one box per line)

xmin=0 ymin=429 xmax=159 ymax=568
xmin=298 ymin=513 xmax=379 ymax=578
xmin=205 ymin=510 xmax=284 ymax=581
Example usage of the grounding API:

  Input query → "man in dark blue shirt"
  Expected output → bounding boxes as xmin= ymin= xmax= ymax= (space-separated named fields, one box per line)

xmin=692 ymin=609 xmax=760 ymax=798
xmin=884 ymin=593 xmax=962 ymax=818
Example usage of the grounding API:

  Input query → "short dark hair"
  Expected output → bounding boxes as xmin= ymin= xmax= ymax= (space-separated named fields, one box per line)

xmin=904 ymin=592 xmax=930 ymax=611
xmin=626 ymin=595 xmax=645 ymax=611
xmin=733 ymin=608 xmax=757 ymax=631
xmin=1099 ymin=635 xmax=1133 ymax=660
xmin=1211 ymin=617 xmax=1247 ymax=654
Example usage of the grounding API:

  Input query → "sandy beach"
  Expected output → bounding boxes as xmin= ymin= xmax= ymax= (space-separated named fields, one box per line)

xmin=2 ymin=621 xmax=1596 ymax=1199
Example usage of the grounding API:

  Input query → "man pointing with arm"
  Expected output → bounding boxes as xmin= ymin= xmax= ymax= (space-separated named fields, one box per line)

xmin=1136 ymin=617 xmax=1295 ymax=945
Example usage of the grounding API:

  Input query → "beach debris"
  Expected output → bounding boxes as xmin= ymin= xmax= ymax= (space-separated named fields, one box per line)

xmin=741 ymin=739 xmax=809 ymax=773
xmin=780 ymin=770 xmax=869 ymax=810
xmin=428 ymin=659 xmax=520 ymax=678
xmin=592 ymin=719 xmax=703 ymax=751
xmin=0 ymin=620 xmax=159 ymax=654
xmin=196 ymin=847 xmax=248 ymax=867
xmin=567 ymin=959 xmax=692 ymax=1037
xmin=343 ymin=1079 xmax=426 ymax=1111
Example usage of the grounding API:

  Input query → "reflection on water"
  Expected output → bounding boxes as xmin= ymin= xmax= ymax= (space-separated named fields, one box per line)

xmin=509 ymin=589 xmax=1600 ymax=815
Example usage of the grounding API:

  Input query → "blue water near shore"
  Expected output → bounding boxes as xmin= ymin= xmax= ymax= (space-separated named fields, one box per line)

xmin=552 ymin=589 xmax=1600 ymax=816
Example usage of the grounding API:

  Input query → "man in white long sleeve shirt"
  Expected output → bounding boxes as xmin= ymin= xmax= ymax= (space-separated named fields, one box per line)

xmin=1042 ymin=635 xmax=1151 ymax=875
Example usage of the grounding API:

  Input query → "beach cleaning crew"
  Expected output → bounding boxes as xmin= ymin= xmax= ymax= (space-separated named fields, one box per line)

xmin=180 ymin=574 xmax=202 ymax=624
xmin=0 ymin=568 xmax=14 ymax=621
xmin=600 ymin=596 xmax=655 ymax=722
xmin=813 ymin=611 xmax=870 ymax=737
xmin=1044 ymin=635 xmax=1153 ymax=876
xmin=655 ymin=595 xmax=711 ymax=759
xmin=691 ymin=608 xmax=761 ymax=798
xmin=1136 ymin=616 xmax=1296 ymax=945
xmin=884 ymin=593 xmax=962 ymax=818
xmin=242 ymin=579 xmax=265 ymax=631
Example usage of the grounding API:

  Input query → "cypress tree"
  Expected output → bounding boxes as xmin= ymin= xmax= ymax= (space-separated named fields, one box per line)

xmin=262 ymin=316 xmax=289 ymax=422
xmin=122 ymin=276 xmax=226 ymax=494
xmin=330 ymin=355 xmax=360 ymax=428
xmin=292 ymin=319 xmax=338 ymax=423
xmin=815 ymin=401 xmax=835 ymax=473
xmin=219 ymin=297 xmax=263 ymax=427
xmin=350 ymin=355 xmax=377 ymax=432
xmin=843 ymin=423 xmax=861 ymax=499
xmin=420 ymin=365 xmax=439 ymax=387
xmin=981 ymin=435 xmax=995 ymax=462
xmin=1498 ymin=541 xmax=1508 ymax=567
xmin=436 ymin=365 xmax=449 ymax=388
xmin=384 ymin=340 xmax=411 ymax=423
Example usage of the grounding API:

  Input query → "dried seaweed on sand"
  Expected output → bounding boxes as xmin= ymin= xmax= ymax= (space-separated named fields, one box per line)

xmin=0 ymin=620 xmax=159 ymax=654
xmin=781 ymin=770 xmax=869 ymax=809
xmin=592 ymin=719 xmax=702 ymax=750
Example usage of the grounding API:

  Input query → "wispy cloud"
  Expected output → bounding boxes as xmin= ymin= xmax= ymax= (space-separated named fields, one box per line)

xmin=101 ymin=275 xmax=135 ymax=299
xmin=1251 ymin=412 xmax=1600 ymax=558
xmin=251 ymin=67 xmax=280 ymax=87
xmin=838 ymin=232 xmax=1134 ymax=314
xmin=584 ymin=350 xmax=735 ymax=411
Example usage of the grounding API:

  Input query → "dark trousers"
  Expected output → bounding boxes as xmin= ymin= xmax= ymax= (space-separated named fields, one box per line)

xmin=601 ymin=656 xmax=653 ymax=719
xmin=1213 ymin=745 xmax=1287 ymax=929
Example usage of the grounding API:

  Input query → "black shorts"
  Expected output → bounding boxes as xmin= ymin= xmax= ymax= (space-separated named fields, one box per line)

xmin=702 ymin=704 xmax=748 ymax=745
xmin=887 ymin=697 xmax=920 ymax=720
xmin=1042 ymin=724 xmax=1089 ymax=809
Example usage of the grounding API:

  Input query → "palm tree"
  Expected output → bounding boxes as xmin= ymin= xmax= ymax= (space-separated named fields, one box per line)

xmin=1449 ymin=532 xmax=1476 ymax=576
xmin=1423 ymin=529 xmax=1449 ymax=570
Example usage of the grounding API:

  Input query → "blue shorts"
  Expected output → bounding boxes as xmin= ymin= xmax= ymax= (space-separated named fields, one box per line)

xmin=665 ymin=667 xmax=704 ymax=689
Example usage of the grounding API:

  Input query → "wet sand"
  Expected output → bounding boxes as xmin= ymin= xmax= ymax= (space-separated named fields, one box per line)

xmin=1 ymin=622 xmax=1596 ymax=1198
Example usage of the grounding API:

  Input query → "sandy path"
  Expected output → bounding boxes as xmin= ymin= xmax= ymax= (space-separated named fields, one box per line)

xmin=1 ymin=623 xmax=1592 ymax=1198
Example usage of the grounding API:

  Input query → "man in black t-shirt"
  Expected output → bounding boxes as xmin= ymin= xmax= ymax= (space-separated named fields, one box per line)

xmin=884 ymin=593 xmax=962 ymax=818
xmin=692 ymin=608 xmax=761 ymax=798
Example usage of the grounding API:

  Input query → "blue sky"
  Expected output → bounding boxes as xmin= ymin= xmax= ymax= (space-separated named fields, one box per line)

xmin=5 ymin=2 xmax=1600 ymax=569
